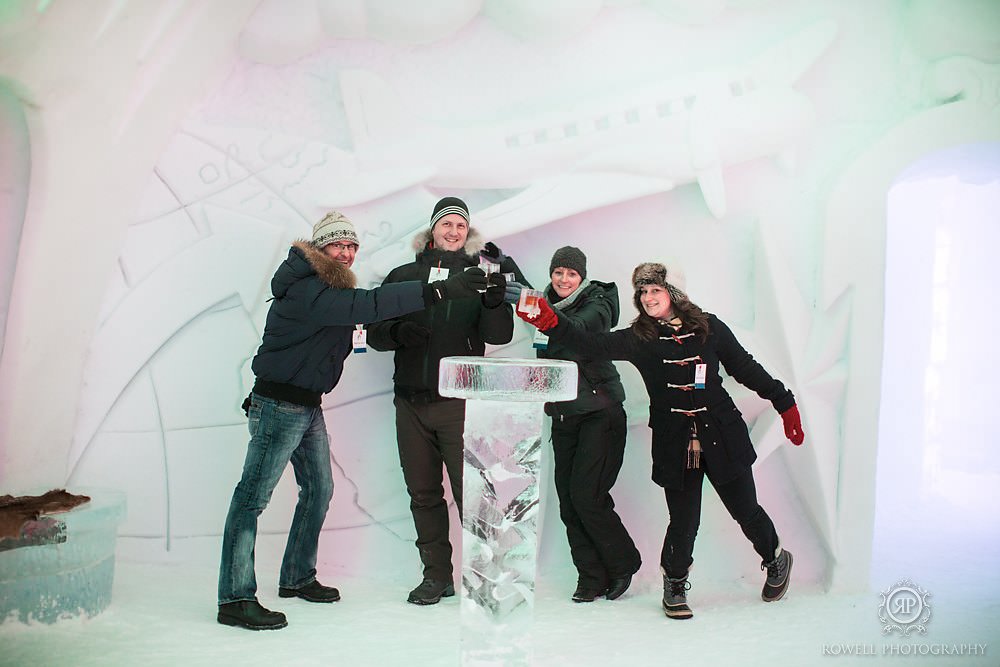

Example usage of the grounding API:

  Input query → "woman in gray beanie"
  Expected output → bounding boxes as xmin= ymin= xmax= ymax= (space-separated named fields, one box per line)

xmin=517 ymin=260 xmax=805 ymax=620
xmin=533 ymin=246 xmax=640 ymax=603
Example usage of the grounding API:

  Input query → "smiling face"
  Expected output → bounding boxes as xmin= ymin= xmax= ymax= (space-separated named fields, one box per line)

xmin=639 ymin=284 xmax=672 ymax=320
xmin=431 ymin=214 xmax=469 ymax=252
xmin=322 ymin=240 xmax=358 ymax=268
xmin=550 ymin=267 xmax=582 ymax=299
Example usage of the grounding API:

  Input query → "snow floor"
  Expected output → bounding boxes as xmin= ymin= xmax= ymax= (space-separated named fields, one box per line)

xmin=2 ymin=531 xmax=997 ymax=667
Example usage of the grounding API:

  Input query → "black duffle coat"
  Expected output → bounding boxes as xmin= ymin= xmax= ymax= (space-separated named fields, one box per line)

xmin=547 ymin=313 xmax=794 ymax=490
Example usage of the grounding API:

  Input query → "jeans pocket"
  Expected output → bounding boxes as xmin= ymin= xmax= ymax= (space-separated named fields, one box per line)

xmin=247 ymin=401 xmax=263 ymax=437
xmin=276 ymin=401 xmax=308 ymax=415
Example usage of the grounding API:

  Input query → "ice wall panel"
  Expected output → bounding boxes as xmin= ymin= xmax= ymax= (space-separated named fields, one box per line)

xmin=67 ymin=432 xmax=165 ymax=538
xmin=150 ymin=306 xmax=259 ymax=432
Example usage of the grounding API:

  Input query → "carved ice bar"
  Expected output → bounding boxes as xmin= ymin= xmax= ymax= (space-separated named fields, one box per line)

xmin=439 ymin=356 xmax=577 ymax=665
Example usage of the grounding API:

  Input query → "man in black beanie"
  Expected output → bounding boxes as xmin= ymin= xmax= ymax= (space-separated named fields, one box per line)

xmin=366 ymin=197 xmax=528 ymax=605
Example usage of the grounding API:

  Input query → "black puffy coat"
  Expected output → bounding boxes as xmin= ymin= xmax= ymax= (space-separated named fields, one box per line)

xmin=366 ymin=230 xmax=515 ymax=401
xmin=251 ymin=242 xmax=427 ymax=394
xmin=538 ymin=281 xmax=626 ymax=417
xmin=548 ymin=313 xmax=794 ymax=489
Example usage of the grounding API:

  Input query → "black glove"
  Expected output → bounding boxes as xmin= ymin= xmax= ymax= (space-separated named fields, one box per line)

xmin=482 ymin=272 xmax=507 ymax=309
xmin=431 ymin=267 xmax=487 ymax=302
xmin=391 ymin=321 xmax=431 ymax=347
xmin=479 ymin=242 xmax=507 ymax=264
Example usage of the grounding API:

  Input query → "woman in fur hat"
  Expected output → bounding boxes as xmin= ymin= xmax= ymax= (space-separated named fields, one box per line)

xmin=533 ymin=246 xmax=641 ymax=603
xmin=517 ymin=261 xmax=805 ymax=620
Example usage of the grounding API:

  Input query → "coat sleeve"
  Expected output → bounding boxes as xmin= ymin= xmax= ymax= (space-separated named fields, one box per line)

xmin=479 ymin=302 xmax=514 ymax=345
xmin=499 ymin=255 xmax=533 ymax=290
xmin=306 ymin=280 xmax=426 ymax=328
xmin=559 ymin=292 xmax=615 ymax=334
xmin=712 ymin=316 xmax=795 ymax=412
xmin=364 ymin=268 xmax=407 ymax=351
xmin=550 ymin=320 xmax=636 ymax=361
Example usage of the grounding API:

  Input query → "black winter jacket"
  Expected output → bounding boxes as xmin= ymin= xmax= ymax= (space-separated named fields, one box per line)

xmin=538 ymin=281 xmax=626 ymax=418
xmin=547 ymin=313 xmax=794 ymax=489
xmin=366 ymin=231 xmax=515 ymax=402
xmin=251 ymin=242 xmax=427 ymax=396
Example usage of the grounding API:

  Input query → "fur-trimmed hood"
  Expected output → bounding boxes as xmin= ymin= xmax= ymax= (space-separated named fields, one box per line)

xmin=411 ymin=227 xmax=485 ymax=257
xmin=272 ymin=241 xmax=356 ymax=297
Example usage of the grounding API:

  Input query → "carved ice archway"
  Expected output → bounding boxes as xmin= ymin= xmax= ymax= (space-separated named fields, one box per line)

xmin=822 ymin=99 xmax=1000 ymax=591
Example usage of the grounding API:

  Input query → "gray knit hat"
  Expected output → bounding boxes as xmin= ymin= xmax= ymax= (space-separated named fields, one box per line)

xmin=549 ymin=246 xmax=587 ymax=279
xmin=312 ymin=211 xmax=359 ymax=248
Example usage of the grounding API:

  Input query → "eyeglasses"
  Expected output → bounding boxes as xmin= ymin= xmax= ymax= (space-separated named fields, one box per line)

xmin=327 ymin=242 xmax=359 ymax=252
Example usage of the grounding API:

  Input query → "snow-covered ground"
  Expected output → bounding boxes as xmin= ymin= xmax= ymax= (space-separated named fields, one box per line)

xmin=2 ymin=520 xmax=997 ymax=667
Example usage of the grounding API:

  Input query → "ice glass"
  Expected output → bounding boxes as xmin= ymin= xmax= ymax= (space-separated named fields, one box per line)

xmin=517 ymin=289 xmax=542 ymax=316
xmin=478 ymin=259 xmax=500 ymax=275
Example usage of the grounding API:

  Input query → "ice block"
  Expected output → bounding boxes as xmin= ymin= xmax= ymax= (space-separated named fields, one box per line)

xmin=439 ymin=356 xmax=577 ymax=666
xmin=0 ymin=489 xmax=126 ymax=624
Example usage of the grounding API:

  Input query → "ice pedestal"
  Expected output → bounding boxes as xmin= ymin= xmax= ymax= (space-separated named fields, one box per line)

xmin=0 ymin=489 xmax=126 ymax=624
xmin=439 ymin=357 xmax=577 ymax=666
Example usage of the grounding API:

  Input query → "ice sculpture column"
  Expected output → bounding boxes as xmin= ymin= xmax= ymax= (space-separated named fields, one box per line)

xmin=439 ymin=356 xmax=577 ymax=666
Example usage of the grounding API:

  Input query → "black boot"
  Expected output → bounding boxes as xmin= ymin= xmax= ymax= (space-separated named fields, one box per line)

xmin=407 ymin=578 xmax=455 ymax=605
xmin=571 ymin=582 xmax=607 ymax=603
xmin=761 ymin=549 xmax=793 ymax=602
xmin=605 ymin=574 xmax=633 ymax=601
xmin=217 ymin=599 xmax=287 ymax=630
xmin=662 ymin=573 xmax=693 ymax=620
xmin=279 ymin=580 xmax=341 ymax=603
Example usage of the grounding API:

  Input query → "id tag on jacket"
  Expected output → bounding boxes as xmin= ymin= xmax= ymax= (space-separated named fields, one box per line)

xmin=428 ymin=266 xmax=449 ymax=281
xmin=694 ymin=363 xmax=707 ymax=389
xmin=353 ymin=326 xmax=367 ymax=354
xmin=532 ymin=329 xmax=549 ymax=350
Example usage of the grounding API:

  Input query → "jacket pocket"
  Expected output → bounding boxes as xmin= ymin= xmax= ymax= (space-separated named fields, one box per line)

xmin=708 ymin=400 xmax=753 ymax=462
xmin=648 ymin=409 xmax=688 ymax=483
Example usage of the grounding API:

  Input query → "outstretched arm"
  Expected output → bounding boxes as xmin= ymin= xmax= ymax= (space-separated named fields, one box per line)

xmin=518 ymin=299 xmax=634 ymax=361
xmin=713 ymin=316 xmax=803 ymax=445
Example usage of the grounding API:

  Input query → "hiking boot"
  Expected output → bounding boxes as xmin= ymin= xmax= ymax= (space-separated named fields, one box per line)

xmin=606 ymin=574 xmax=633 ymax=601
xmin=217 ymin=599 xmax=287 ymax=630
xmin=662 ymin=574 xmax=693 ymax=620
xmin=571 ymin=582 xmax=607 ymax=603
xmin=279 ymin=580 xmax=341 ymax=603
xmin=407 ymin=578 xmax=455 ymax=605
xmin=761 ymin=548 xmax=793 ymax=602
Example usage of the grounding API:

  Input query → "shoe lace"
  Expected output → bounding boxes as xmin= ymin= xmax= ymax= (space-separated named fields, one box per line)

xmin=763 ymin=552 xmax=787 ymax=579
xmin=668 ymin=578 xmax=691 ymax=597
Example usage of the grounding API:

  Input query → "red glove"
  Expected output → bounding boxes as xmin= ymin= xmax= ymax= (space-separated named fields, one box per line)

xmin=516 ymin=298 xmax=559 ymax=332
xmin=780 ymin=405 xmax=804 ymax=446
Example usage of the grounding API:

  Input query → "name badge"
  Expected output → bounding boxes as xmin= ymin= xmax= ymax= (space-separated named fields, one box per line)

xmin=694 ymin=363 xmax=707 ymax=389
xmin=428 ymin=266 xmax=449 ymax=282
xmin=353 ymin=326 xmax=367 ymax=354
xmin=532 ymin=329 xmax=549 ymax=350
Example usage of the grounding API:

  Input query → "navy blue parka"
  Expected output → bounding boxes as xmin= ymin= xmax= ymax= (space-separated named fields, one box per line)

xmin=251 ymin=241 xmax=427 ymax=396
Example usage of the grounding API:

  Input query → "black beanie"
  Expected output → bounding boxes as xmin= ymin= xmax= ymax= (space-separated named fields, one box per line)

xmin=430 ymin=196 xmax=470 ymax=229
xmin=549 ymin=246 xmax=587 ymax=280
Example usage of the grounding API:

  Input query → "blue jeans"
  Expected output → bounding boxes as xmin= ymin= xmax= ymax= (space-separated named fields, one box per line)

xmin=218 ymin=393 xmax=334 ymax=604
